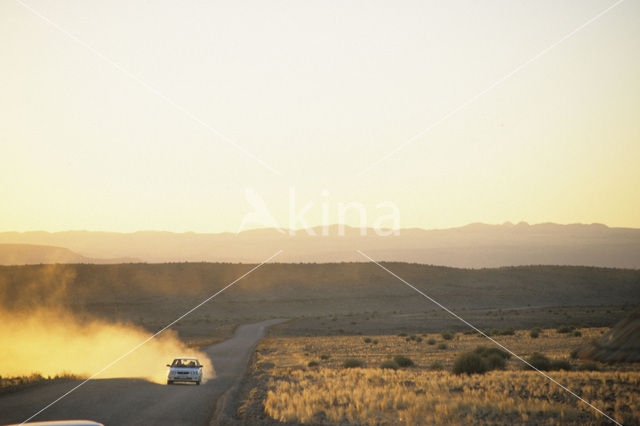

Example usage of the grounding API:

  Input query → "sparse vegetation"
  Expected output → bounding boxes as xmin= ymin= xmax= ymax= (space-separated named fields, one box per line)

xmin=530 ymin=327 xmax=541 ymax=338
xmin=234 ymin=325 xmax=639 ymax=425
xmin=307 ymin=360 xmax=319 ymax=367
xmin=427 ymin=338 xmax=436 ymax=345
xmin=437 ymin=343 xmax=448 ymax=350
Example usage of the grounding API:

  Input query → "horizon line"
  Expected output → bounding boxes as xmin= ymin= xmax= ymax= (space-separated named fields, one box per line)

xmin=1 ymin=220 xmax=638 ymax=235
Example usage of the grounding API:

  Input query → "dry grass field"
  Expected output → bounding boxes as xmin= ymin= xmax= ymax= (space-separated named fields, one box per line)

xmin=230 ymin=327 xmax=640 ymax=425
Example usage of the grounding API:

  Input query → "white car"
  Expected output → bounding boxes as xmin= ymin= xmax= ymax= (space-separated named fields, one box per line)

xmin=166 ymin=357 xmax=203 ymax=385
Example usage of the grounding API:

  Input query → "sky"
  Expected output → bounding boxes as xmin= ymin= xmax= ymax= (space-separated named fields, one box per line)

xmin=1 ymin=0 xmax=639 ymax=233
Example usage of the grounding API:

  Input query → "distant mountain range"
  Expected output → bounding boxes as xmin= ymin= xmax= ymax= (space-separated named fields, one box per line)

xmin=0 ymin=222 xmax=639 ymax=268
xmin=0 ymin=244 xmax=138 ymax=265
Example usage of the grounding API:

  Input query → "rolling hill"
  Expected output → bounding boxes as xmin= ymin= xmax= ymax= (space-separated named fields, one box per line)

xmin=0 ymin=222 xmax=639 ymax=267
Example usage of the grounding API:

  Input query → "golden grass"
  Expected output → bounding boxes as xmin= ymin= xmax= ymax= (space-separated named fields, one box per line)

xmin=248 ymin=328 xmax=640 ymax=425
xmin=264 ymin=369 xmax=639 ymax=425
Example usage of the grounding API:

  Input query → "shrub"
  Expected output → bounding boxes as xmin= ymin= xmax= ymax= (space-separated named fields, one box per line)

xmin=499 ymin=327 xmax=515 ymax=336
xmin=550 ymin=359 xmax=572 ymax=371
xmin=453 ymin=352 xmax=487 ymax=375
xmin=525 ymin=353 xmax=551 ymax=371
xmin=415 ymin=336 xmax=423 ymax=343
xmin=364 ymin=337 xmax=372 ymax=343
xmin=473 ymin=346 xmax=511 ymax=360
xmin=393 ymin=356 xmax=414 ymax=368
xmin=343 ymin=358 xmax=364 ymax=368
xmin=398 ymin=333 xmax=407 ymax=337
xmin=427 ymin=338 xmax=436 ymax=345
xmin=380 ymin=360 xmax=399 ymax=370
xmin=557 ymin=325 xmax=575 ymax=334
xmin=320 ymin=354 xmax=330 ymax=360
xmin=307 ymin=360 xmax=319 ymax=367
xmin=437 ymin=343 xmax=448 ymax=350
xmin=573 ymin=330 xmax=582 ymax=337
xmin=483 ymin=353 xmax=507 ymax=370
xmin=441 ymin=330 xmax=454 ymax=340
xmin=530 ymin=327 xmax=541 ymax=339
xmin=372 ymin=339 xmax=379 ymax=345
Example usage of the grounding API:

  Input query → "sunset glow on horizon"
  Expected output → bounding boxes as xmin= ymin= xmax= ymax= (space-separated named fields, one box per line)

xmin=2 ymin=0 xmax=639 ymax=232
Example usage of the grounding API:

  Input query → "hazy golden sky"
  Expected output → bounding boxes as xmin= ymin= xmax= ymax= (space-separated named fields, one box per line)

xmin=1 ymin=0 xmax=639 ymax=232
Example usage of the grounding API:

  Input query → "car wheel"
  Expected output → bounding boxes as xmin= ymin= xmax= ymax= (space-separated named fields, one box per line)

xmin=167 ymin=380 xmax=173 ymax=385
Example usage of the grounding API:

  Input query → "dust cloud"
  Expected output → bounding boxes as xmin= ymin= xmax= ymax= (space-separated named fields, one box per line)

xmin=0 ymin=308 xmax=215 ymax=384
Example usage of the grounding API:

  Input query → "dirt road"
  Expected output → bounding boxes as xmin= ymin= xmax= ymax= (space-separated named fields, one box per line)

xmin=0 ymin=319 xmax=284 ymax=426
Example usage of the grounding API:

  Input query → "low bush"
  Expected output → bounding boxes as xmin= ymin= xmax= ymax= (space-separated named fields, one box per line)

xmin=393 ymin=355 xmax=414 ymax=368
xmin=372 ymin=339 xmax=379 ymax=345
xmin=524 ymin=353 xmax=552 ymax=371
xmin=307 ymin=360 xmax=319 ymax=367
xmin=380 ymin=360 xmax=399 ymax=370
xmin=557 ymin=325 xmax=575 ymax=334
xmin=550 ymin=359 xmax=572 ymax=371
xmin=499 ymin=327 xmax=515 ymax=336
xmin=437 ymin=343 xmax=448 ymax=350
xmin=574 ymin=330 xmax=582 ymax=337
xmin=441 ymin=330 xmax=454 ymax=340
xmin=343 ymin=358 xmax=364 ymax=368
xmin=530 ymin=327 xmax=541 ymax=339
xmin=320 ymin=354 xmax=330 ymax=360
xmin=483 ymin=353 xmax=507 ymax=370
xmin=398 ymin=333 xmax=407 ymax=337
xmin=427 ymin=338 xmax=436 ymax=345
xmin=363 ymin=337 xmax=372 ymax=343
xmin=453 ymin=352 xmax=487 ymax=375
